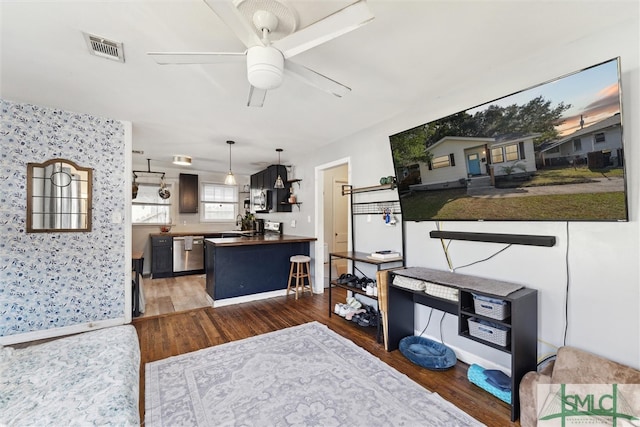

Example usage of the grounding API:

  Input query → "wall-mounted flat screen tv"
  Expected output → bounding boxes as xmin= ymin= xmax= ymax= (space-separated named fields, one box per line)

xmin=389 ymin=57 xmax=628 ymax=222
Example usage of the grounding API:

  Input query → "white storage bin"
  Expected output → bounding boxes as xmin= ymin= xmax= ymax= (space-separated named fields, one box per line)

xmin=468 ymin=317 xmax=510 ymax=347
xmin=473 ymin=294 xmax=510 ymax=320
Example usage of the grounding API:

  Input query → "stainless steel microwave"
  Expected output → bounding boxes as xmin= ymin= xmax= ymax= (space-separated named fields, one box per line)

xmin=252 ymin=189 xmax=272 ymax=213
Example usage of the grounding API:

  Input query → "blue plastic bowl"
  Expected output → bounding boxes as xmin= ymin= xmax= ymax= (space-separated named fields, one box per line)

xmin=399 ymin=336 xmax=457 ymax=371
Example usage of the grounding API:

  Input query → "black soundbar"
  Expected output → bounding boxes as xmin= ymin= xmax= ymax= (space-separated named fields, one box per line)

xmin=429 ymin=231 xmax=556 ymax=247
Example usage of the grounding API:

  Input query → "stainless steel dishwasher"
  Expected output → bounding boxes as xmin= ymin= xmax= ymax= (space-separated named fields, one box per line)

xmin=173 ymin=236 xmax=205 ymax=273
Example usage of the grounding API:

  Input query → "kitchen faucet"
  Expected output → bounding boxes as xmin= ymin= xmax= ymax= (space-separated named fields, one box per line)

xmin=236 ymin=214 xmax=243 ymax=227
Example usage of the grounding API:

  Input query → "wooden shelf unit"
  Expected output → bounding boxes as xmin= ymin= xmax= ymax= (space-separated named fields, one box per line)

xmin=328 ymin=251 xmax=404 ymax=343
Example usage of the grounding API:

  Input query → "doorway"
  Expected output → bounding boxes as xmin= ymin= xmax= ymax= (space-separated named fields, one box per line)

xmin=314 ymin=158 xmax=350 ymax=290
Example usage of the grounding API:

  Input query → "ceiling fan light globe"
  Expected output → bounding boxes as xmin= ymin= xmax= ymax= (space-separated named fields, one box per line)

xmin=252 ymin=10 xmax=279 ymax=33
xmin=247 ymin=46 xmax=284 ymax=90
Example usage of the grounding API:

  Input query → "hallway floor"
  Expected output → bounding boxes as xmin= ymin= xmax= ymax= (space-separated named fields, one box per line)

xmin=138 ymin=274 xmax=211 ymax=318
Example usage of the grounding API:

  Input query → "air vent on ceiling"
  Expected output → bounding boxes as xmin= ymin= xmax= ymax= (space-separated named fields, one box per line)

xmin=83 ymin=32 xmax=125 ymax=63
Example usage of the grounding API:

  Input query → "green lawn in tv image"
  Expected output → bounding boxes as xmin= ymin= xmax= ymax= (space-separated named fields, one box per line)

xmin=400 ymin=167 xmax=626 ymax=221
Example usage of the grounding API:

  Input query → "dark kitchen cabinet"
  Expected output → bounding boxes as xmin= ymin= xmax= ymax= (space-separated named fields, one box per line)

xmin=250 ymin=165 xmax=291 ymax=212
xmin=179 ymin=173 xmax=198 ymax=213
xmin=151 ymin=235 xmax=173 ymax=278
xmin=269 ymin=165 xmax=291 ymax=212
xmin=250 ymin=170 xmax=266 ymax=190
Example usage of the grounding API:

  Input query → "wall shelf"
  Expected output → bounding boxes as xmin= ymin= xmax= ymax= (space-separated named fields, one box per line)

xmin=280 ymin=201 xmax=302 ymax=210
xmin=287 ymin=179 xmax=302 ymax=188
xmin=342 ymin=183 xmax=395 ymax=195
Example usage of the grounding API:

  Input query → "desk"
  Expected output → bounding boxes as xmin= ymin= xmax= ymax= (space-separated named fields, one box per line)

xmin=132 ymin=251 xmax=143 ymax=317
xmin=386 ymin=268 xmax=537 ymax=421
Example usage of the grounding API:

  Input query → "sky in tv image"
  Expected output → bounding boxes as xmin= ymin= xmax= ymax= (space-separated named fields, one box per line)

xmin=467 ymin=58 xmax=621 ymax=137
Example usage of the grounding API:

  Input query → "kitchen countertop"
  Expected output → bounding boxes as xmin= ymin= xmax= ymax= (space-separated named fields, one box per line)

xmin=149 ymin=230 xmax=255 ymax=238
xmin=206 ymin=234 xmax=317 ymax=247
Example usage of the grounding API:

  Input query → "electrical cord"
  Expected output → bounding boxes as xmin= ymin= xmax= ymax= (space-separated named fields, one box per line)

xmin=418 ymin=308 xmax=434 ymax=337
xmin=436 ymin=222 xmax=454 ymax=270
xmin=432 ymin=222 xmax=572 ymax=364
xmin=563 ymin=221 xmax=570 ymax=346
xmin=537 ymin=353 xmax=557 ymax=371
xmin=417 ymin=308 xmax=448 ymax=347
xmin=435 ymin=221 xmax=512 ymax=272
xmin=452 ymin=244 xmax=512 ymax=272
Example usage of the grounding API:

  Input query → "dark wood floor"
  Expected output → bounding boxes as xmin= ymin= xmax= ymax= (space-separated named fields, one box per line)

xmin=133 ymin=287 xmax=519 ymax=427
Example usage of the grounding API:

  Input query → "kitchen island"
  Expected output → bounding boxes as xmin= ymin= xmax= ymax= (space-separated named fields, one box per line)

xmin=204 ymin=234 xmax=316 ymax=304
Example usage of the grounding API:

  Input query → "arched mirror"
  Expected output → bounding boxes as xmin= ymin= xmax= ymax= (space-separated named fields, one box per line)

xmin=27 ymin=158 xmax=93 ymax=232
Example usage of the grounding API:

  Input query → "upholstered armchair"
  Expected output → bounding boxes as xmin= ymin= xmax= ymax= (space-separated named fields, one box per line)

xmin=519 ymin=346 xmax=640 ymax=427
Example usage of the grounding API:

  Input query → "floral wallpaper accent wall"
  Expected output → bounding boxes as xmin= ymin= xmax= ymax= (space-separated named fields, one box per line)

xmin=0 ymin=99 xmax=126 ymax=337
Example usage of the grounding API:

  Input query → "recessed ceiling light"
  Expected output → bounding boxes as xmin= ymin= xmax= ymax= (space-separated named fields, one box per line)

xmin=173 ymin=155 xmax=192 ymax=166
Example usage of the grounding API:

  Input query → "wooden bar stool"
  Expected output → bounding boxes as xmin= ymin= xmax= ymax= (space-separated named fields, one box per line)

xmin=287 ymin=255 xmax=313 ymax=299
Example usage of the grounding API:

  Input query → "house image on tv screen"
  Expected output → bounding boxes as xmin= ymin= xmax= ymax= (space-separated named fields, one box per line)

xmin=400 ymin=113 xmax=623 ymax=195
xmin=398 ymin=134 xmax=539 ymax=194
xmin=538 ymin=113 xmax=623 ymax=169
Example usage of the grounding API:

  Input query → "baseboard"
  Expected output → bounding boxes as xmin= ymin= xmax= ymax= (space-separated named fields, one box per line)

xmin=0 ymin=317 xmax=127 ymax=346
xmin=417 ymin=332 xmax=512 ymax=376
xmin=214 ymin=289 xmax=289 ymax=307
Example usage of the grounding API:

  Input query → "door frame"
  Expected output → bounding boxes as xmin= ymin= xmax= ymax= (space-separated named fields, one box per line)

xmin=314 ymin=157 xmax=351 ymax=293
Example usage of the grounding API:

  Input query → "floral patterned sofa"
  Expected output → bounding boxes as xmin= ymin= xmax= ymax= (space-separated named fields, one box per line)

xmin=0 ymin=325 xmax=140 ymax=426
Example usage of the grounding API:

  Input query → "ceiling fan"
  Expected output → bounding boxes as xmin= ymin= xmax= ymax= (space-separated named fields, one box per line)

xmin=147 ymin=0 xmax=374 ymax=107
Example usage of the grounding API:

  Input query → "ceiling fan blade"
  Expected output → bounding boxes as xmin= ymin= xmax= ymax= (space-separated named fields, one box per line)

xmin=247 ymin=86 xmax=267 ymax=107
xmin=272 ymin=0 xmax=374 ymax=59
xmin=203 ymin=0 xmax=262 ymax=48
xmin=147 ymin=51 xmax=246 ymax=65
xmin=284 ymin=61 xmax=351 ymax=98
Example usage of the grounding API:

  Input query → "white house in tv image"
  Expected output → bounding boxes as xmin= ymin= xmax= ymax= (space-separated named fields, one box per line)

xmin=402 ymin=134 xmax=538 ymax=193
xmin=538 ymin=113 xmax=623 ymax=168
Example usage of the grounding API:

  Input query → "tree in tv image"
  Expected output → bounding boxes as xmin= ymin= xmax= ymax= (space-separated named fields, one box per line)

xmin=390 ymin=58 xmax=628 ymax=222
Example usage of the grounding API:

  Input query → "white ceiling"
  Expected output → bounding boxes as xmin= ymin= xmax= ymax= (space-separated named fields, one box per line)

xmin=1 ymin=1 xmax=635 ymax=175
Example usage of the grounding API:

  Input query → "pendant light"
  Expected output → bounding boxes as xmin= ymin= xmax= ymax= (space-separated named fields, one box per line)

xmin=225 ymin=140 xmax=237 ymax=185
xmin=274 ymin=148 xmax=285 ymax=189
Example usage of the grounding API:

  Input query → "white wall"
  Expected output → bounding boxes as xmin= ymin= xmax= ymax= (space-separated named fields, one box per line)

xmin=291 ymin=17 xmax=640 ymax=369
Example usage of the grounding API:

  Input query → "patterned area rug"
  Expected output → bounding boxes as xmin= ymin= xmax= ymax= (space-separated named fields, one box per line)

xmin=145 ymin=322 xmax=483 ymax=426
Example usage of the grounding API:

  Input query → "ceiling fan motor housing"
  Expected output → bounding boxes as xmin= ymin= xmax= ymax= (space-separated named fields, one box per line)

xmin=247 ymin=45 xmax=284 ymax=90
